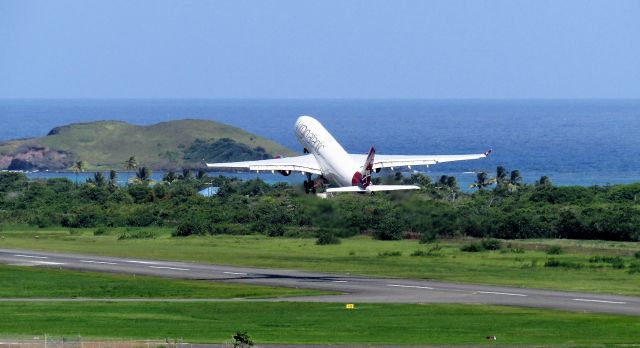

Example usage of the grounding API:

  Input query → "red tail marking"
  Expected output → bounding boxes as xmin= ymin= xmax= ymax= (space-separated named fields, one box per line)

xmin=352 ymin=146 xmax=375 ymax=188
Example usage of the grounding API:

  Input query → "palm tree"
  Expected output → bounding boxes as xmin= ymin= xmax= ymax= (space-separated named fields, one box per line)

xmin=510 ymin=170 xmax=523 ymax=186
xmin=163 ymin=171 xmax=177 ymax=184
xmin=469 ymin=171 xmax=496 ymax=190
xmin=92 ymin=172 xmax=106 ymax=187
xmin=109 ymin=170 xmax=118 ymax=187
xmin=496 ymin=166 xmax=508 ymax=184
xmin=180 ymin=168 xmax=193 ymax=180
xmin=73 ymin=160 xmax=86 ymax=186
xmin=135 ymin=167 xmax=152 ymax=182
xmin=124 ymin=156 xmax=138 ymax=185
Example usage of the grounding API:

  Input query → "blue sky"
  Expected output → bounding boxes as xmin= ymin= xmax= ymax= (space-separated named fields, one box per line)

xmin=1 ymin=0 xmax=639 ymax=99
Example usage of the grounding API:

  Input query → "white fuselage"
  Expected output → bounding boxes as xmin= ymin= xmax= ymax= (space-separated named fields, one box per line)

xmin=294 ymin=116 xmax=360 ymax=186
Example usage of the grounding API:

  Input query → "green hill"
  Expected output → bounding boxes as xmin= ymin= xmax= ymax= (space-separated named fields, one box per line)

xmin=0 ymin=119 xmax=296 ymax=170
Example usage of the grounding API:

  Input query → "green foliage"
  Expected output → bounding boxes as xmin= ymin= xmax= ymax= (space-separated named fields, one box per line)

xmin=118 ymin=229 xmax=157 ymax=240
xmin=316 ymin=231 xmax=341 ymax=245
xmin=481 ymin=238 xmax=502 ymax=250
xmin=378 ymin=251 xmax=402 ymax=257
xmin=546 ymin=245 xmax=563 ymax=255
xmin=460 ymin=242 xmax=484 ymax=252
xmin=544 ymin=258 xmax=583 ymax=269
xmin=232 ymin=331 xmax=254 ymax=348
xmin=173 ymin=221 xmax=207 ymax=237
xmin=184 ymin=138 xmax=272 ymax=163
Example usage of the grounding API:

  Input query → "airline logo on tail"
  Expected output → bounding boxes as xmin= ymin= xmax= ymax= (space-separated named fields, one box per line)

xmin=352 ymin=147 xmax=375 ymax=188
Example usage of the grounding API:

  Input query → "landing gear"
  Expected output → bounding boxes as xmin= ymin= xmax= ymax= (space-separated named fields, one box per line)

xmin=303 ymin=180 xmax=317 ymax=194
xmin=303 ymin=173 xmax=318 ymax=194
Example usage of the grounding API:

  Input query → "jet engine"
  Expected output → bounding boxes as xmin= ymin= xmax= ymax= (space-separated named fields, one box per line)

xmin=278 ymin=170 xmax=292 ymax=176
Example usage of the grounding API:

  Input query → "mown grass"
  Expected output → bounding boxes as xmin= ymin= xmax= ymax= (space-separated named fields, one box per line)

xmin=1 ymin=302 xmax=639 ymax=346
xmin=0 ymin=264 xmax=328 ymax=299
xmin=2 ymin=226 xmax=640 ymax=296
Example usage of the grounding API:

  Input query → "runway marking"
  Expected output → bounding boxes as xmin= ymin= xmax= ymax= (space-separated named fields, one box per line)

xmin=80 ymin=260 xmax=118 ymax=265
xmin=387 ymin=284 xmax=434 ymax=290
xmin=572 ymin=298 xmax=626 ymax=304
xmin=332 ymin=280 xmax=348 ymax=283
xmin=149 ymin=266 xmax=190 ymax=271
xmin=13 ymin=254 xmax=48 ymax=259
xmin=223 ymin=271 xmax=247 ymax=275
xmin=125 ymin=260 xmax=159 ymax=265
xmin=478 ymin=291 xmax=527 ymax=297
xmin=29 ymin=261 xmax=66 ymax=265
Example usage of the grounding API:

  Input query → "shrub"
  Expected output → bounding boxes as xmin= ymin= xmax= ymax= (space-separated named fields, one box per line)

xmin=628 ymin=263 xmax=640 ymax=274
xmin=635 ymin=251 xmax=640 ymax=259
xmin=378 ymin=251 xmax=402 ymax=257
xmin=411 ymin=250 xmax=428 ymax=257
xmin=461 ymin=242 xmax=483 ymax=252
xmin=546 ymin=245 xmax=563 ymax=255
xmin=118 ymin=229 xmax=157 ymax=240
xmin=172 ymin=221 xmax=206 ymax=237
xmin=481 ymin=238 xmax=502 ymax=250
xmin=316 ymin=231 xmax=341 ymax=245
xmin=545 ymin=258 xmax=583 ymax=269
xmin=419 ymin=232 xmax=437 ymax=244
xmin=94 ymin=227 xmax=107 ymax=236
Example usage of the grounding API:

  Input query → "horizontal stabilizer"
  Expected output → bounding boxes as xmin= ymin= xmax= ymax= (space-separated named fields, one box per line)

xmin=326 ymin=185 xmax=420 ymax=193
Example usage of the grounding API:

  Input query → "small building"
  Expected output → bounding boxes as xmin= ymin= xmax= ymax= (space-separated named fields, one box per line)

xmin=198 ymin=186 xmax=220 ymax=197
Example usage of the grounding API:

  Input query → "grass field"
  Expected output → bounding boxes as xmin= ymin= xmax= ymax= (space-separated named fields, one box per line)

xmin=2 ymin=225 xmax=640 ymax=296
xmin=0 ymin=264 xmax=328 ymax=299
xmin=1 ymin=302 xmax=639 ymax=346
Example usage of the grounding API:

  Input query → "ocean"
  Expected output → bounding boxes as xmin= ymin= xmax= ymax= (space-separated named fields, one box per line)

xmin=1 ymin=99 xmax=639 ymax=188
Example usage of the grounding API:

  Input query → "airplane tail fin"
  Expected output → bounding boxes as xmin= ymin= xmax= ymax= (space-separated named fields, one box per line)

xmin=351 ymin=146 xmax=375 ymax=188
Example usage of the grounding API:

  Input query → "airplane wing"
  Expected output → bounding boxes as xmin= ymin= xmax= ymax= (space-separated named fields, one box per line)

xmin=205 ymin=154 xmax=322 ymax=175
xmin=350 ymin=150 xmax=491 ymax=170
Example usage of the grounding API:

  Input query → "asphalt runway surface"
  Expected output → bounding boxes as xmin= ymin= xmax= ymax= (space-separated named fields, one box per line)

xmin=1 ymin=248 xmax=640 ymax=316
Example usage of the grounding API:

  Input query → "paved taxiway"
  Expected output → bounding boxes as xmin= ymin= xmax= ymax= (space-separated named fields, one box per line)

xmin=1 ymin=248 xmax=639 ymax=315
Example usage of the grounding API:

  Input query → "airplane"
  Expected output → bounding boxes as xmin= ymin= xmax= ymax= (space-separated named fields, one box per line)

xmin=206 ymin=115 xmax=491 ymax=194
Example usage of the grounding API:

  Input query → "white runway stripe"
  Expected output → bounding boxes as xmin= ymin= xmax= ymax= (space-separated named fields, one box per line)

xmin=29 ymin=261 xmax=66 ymax=265
xmin=13 ymin=254 xmax=48 ymax=259
xmin=80 ymin=260 xmax=118 ymax=265
xmin=125 ymin=260 xmax=159 ymax=265
xmin=387 ymin=284 xmax=434 ymax=290
xmin=572 ymin=298 xmax=626 ymax=304
xmin=478 ymin=291 xmax=527 ymax=297
xmin=223 ymin=271 xmax=247 ymax=275
xmin=149 ymin=266 xmax=190 ymax=271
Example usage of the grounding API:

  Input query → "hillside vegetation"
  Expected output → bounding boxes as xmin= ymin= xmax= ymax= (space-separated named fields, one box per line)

xmin=0 ymin=119 xmax=295 ymax=170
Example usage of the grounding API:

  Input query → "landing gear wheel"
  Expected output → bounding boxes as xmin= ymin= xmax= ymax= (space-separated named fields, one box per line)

xmin=311 ymin=187 xmax=317 ymax=194
xmin=303 ymin=180 xmax=310 ymax=194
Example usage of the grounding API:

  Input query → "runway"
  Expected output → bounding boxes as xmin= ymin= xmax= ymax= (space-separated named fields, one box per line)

xmin=1 ymin=248 xmax=640 ymax=316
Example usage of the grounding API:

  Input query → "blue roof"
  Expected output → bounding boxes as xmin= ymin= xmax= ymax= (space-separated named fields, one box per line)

xmin=198 ymin=186 xmax=220 ymax=197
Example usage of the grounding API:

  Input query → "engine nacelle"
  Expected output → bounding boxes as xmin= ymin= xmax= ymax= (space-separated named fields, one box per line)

xmin=278 ymin=170 xmax=292 ymax=176
xmin=375 ymin=168 xmax=381 ymax=173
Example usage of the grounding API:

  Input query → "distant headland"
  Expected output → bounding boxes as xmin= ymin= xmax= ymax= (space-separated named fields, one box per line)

xmin=0 ymin=119 xmax=295 ymax=171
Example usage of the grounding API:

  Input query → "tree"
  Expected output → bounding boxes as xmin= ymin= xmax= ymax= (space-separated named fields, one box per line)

xmin=135 ymin=167 xmax=152 ymax=184
xmin=469 ymin=171 xmax=496 ymax=190
xmin=536 ymin=175 xmax=552 ymax=187
xmin=180 ymin=168 xmax=193 ymax=180
xmin=163 ymin=171 xmax=178 ymax=184
xmin=109 ymin=170 xmax=118 ymax=187
xmin=496 ymin=166 xmax=508 ymax=184
xmin=72 ymin=160 xmax=86 ymax=186
xmin=124 ymin=156 xmax=138 ymax=185
xmin=510 ymin=170 xmax=523 ymax=186
xmin=91 ymin=172 xmax=106 ymax=187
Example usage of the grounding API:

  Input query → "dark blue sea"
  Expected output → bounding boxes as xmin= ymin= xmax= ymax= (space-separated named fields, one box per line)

xmin=1 ymin=99 xmax=639 ymax=188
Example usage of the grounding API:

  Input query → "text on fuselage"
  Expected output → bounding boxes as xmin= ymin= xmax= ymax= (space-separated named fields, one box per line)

xmin=296 ymin=123 xmax=325 ymax=152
